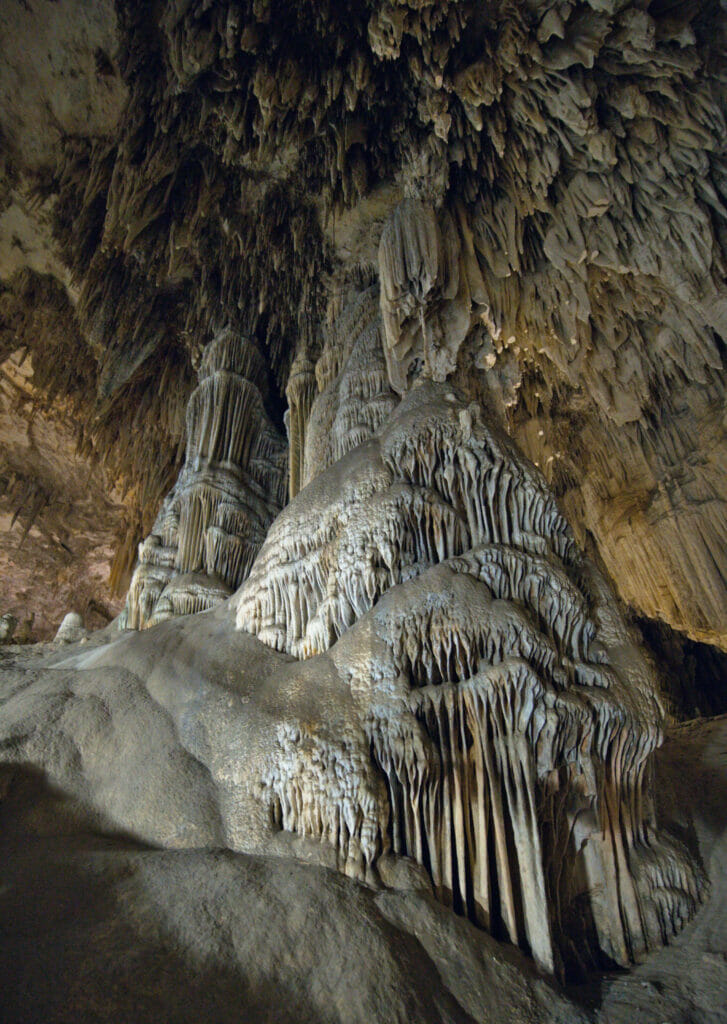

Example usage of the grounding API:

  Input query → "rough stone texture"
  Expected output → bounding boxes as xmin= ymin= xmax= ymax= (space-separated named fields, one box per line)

xmin=0 ymin=635 xmax=725 ymax=1023
xmin=236 ymin=295 xmax=703 ymax=974
xmin=123 ymin=328 xmax=286 ymax=630
xmin=0 ymin=352 xmax=124 ymax=639
xmin=1 ymin=0 xmax=726 ymax=645
xmin=0 ymin=614 xmax=17 ymax=643
xmin=3 ymin=342 xmax=705 ymax=982
xmin=54 ymin=612 xmax=88 ymax=644
xmin=0 ymin=0 xmax=125 ymax=290
xmin=0 ymin=1 xmax=726 ymax=1020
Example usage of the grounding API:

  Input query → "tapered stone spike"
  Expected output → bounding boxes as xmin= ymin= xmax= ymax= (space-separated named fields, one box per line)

xmin=286 ymin=351 xmax=316 ymax=499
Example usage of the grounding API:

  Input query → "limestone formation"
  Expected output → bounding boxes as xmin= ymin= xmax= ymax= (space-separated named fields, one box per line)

xmin=53 ymin=611 xmax=87 ymax=644
xmin=2 ymin=0 xmax=727 ymax=647
xmin=238 ymin=341 xmax=702 ymax=974
xmin=301 ymin=286 xmax=398 ymax=487
xmin=0 ymin=612 xmax=17 ymax=643
xmin=123 ymin=327 xmax=286 ymax=629
xmin=379 ymin=199 xmax=487 ymax=392
xmin=1 ymin=1 xmax=726 ymax=1020
xmin=0 ymin=349 xmax=126 ymax=637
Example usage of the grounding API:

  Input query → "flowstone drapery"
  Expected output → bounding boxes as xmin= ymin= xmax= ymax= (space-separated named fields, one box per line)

xmin=234 ymin=268 xmax=702 ymax=975
xmin=123 ymin=328 xmax=286 ymax=628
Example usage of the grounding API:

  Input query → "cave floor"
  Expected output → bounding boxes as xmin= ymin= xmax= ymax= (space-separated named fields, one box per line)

xmin=0 ymin=640 xmax=725 ymax=1024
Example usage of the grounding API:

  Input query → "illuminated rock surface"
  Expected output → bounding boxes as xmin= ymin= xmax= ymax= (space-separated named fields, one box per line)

xmin=123 ymin=327 xmax=286 ymax=629
xmin=2 ymin=0 xmax=727 ymax=645
xmin=1 ymin=0 xmax=727 ymax=1021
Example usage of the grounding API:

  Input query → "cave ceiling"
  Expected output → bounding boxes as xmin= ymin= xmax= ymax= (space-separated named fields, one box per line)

xmin=0 ymin=0 xmax=725 ymax=647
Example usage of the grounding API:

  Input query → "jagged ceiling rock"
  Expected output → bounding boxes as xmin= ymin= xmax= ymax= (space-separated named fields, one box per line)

xmin=1 ymin=0 xmax=725 ymax=647
xmin=0 ymin=0 xmax=126 ymax=388
xmin=379 ymin=198 xmax=488 ymax=391
xmin=0 ymin=0 xmax=126 ymax=285
xmin=0 ymin=0 xmax=125 ymax=170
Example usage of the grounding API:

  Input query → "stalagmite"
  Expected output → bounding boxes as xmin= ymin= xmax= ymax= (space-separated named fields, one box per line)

xmin=302 ymin=286 xmax=398 ymax=488
xmin=123 ymin=327 xmax=286 ymax=628
xmin=54 ymin=611 xmax=88 ymax=644
xmin=0 ymin=613 xmax=18 ymax=643
xmin=234 ymin=286 xmax=703 ymax=977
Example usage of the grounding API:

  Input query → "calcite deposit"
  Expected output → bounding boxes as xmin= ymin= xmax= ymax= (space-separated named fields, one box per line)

xmin=54 ymin=611 xmax=87 ymax=644
xmin=123 ymin=328 xmax=286 ymax=629
xmin=102 ymin=202 xmax=706 ymax=977
xmin=1 ymin=0 xmax=726 ymax=1021
xmin=3 ymin=0 xmax=727 ymax=647
xmin=235 ymin=280 xmax=703 ymax=975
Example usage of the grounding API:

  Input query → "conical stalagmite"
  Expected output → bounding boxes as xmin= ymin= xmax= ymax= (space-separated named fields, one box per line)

xmin=236 ymin=286 xmax=703 ymax=977
xmin=123 ymin=327 xmax=286 ymax=629
xmin=285 ymin=351 xmax=316 ymax=500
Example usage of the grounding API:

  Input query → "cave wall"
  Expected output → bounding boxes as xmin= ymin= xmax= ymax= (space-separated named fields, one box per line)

xmin=0 ymin=352 xmax=124 ymax=639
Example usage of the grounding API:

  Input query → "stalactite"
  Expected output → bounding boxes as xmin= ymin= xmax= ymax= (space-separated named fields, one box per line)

xmin=12 ymin=0 xmax=726 ymax=650
xmin=379 ymin=200 xmax=485 ymax=393
xmin=285 ymin=351 xmax=316 ymax=499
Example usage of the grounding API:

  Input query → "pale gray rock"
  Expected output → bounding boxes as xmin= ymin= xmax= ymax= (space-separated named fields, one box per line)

xmin=54 ymin=611 xmax=87 ymax=644
xmin=123 ymin=328 xmax=286 ymax=630
xmin=0 ymin=636 xmax=725 ymax=1023
xmin=0 ymin=613 xmax=17 ymax=643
